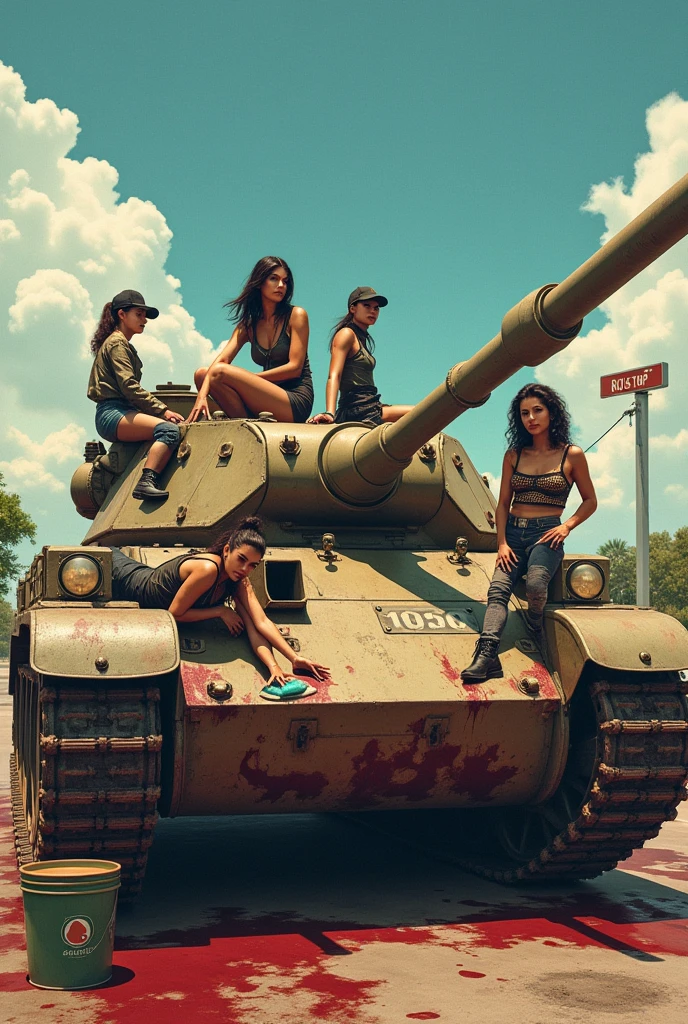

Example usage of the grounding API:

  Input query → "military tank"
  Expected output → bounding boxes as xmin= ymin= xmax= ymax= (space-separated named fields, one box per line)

xmin=10 ymin=174 xmax=688 ymax=897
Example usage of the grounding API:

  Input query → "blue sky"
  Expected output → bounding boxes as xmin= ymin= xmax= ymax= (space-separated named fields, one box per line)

xmin=1 ymin=0 xmax=687 ymax=572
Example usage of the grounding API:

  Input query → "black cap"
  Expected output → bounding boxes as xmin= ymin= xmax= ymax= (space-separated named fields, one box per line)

xmin=111 ymin=289 xmax=159 ymax=319
xmin=348 ymin=286 xmax=388 ymax=308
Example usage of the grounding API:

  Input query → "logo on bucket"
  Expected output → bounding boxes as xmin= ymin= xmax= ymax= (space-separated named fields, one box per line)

xmin=62 ymin=916 xmax=94 ymax=948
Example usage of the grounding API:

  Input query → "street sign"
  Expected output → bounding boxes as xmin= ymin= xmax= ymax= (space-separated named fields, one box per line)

xmin=600 ymin=362 xmax=668 ymax=398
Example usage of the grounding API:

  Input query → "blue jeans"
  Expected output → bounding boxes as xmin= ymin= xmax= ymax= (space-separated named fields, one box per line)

xmin=481 ymin=515 xmax=564 ymax=643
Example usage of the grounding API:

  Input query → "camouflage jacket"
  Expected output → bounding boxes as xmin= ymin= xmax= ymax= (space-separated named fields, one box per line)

xmin=87 ymin=330 xmax=167 ymax=417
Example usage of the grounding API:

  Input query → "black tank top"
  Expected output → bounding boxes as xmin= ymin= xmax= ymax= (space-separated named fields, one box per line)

xmin=249 ymin=305 xmax=313 ymax=394
xmin=111 ymin=551 xmax=237 ymax=609
xmin=339 ymin=326 xmax=377 ymax=396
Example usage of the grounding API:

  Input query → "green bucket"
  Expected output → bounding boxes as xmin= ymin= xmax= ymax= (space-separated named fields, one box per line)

xmin=20 ymin=859 xmax=121 ymax=990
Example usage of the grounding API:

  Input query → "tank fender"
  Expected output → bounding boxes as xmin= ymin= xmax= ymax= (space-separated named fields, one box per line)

xmin=548 ymin=606 xmax=688 ymax=701
xmin=28 ymin=608 xmax=180 ymax=679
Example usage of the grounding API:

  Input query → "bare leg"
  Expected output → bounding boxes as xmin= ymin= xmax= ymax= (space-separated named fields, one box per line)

xmin=208 ymin=364 xmax=294 ymax=422
xmin=382 ymin=405 xmax=413 ymax=423
xmin=116 ymin=412 xmax=173 ymax=472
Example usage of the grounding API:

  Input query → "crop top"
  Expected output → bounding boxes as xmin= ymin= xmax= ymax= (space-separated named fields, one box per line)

xmin=511 ymin=445 xmax=573 ymax=508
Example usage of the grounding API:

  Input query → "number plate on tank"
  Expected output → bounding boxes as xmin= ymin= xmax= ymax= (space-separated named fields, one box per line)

xmin=374 ymin=605 xmax=480 ymax=634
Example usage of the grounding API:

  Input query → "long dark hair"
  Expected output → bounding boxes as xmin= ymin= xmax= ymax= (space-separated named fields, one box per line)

xmin=224 ymin=257 xmax=294 ymax=337
xmin=90 ymin=302 xmax=122 ymax=354
xmin=329 ymin=309 xmax=375 ymax=354
xmin=506 ymin=383 xmax=573 ymax=452
xmin=207 ymin=516 xmax=266 ymax=557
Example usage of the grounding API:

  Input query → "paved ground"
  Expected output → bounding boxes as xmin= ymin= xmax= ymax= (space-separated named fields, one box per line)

xmin=1 ymin=662 xmax=687 ymax=1023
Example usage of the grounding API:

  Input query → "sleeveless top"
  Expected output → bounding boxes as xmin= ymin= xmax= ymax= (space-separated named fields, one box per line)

xmin=339 ymin=327 xmax=377 ymax=396
xmin=111 ymin=551 xmax=238 ymax=609
xmin=250 ymin=305 xmax=313 ymax=395
xmin=511 ymin=445 xmax=573 ymax=508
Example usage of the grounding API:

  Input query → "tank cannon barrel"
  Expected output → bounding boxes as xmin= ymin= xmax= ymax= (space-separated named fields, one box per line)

xmin=324 ymin=171 xmax=688 ymax=505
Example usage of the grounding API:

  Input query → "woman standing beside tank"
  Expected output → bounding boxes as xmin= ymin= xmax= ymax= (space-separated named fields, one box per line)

xmin=88 ymin=290 xmax=184 ymax=501
xmin=461 ymin=384 xmax=597 ymax=683
xmin=188 ymin=257 xmax=314 ymax=424
xmin=111 ymin=517 xmax=329 ymax=699
xmin=308 ymin=287 xmax=412 ymax=426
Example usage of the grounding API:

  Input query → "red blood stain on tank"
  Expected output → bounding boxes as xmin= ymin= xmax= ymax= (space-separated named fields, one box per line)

xmin=294 ymin=673 xmax=338 ymax=704
xmin=434 ymin=650 xmax=461 ymax=683
xmin=450 ymin=745 xmax=518 ymax=801
xmin=180 ymin=661 xmax=231 ymax=705
xmin=406 ymin=1014 xmax=441 ymax=1020
xmin=465 ymin=686 xmax=491 ymax=728
xmin=346 ymin=719 xmax=517 ymax=807
xmin=69 ymin=617 xmax=101 ymax=644
xmin=458 ymin=970 xmax=485 ymax=978
xmin=345 ymin=664 xmax=355 ymax=674
xmin=518 ymin=659 xmax=559 ymax=700
xmin=239 ymin=748 xmax=328 ymax=802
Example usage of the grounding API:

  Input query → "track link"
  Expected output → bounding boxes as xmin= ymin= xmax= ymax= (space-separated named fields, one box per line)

xmin=463 ymin=673 xmax=688 ymax=882
xmin=10 ymin=666 xmax=162 ymax=898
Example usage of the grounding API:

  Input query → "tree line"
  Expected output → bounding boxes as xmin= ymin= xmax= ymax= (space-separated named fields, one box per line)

xmin=598 ymin=529 xmax=688 ymax=627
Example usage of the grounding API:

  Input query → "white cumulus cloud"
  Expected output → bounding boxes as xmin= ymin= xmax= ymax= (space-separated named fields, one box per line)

xmin=538 ymin=92 xmax=688 ymax=548
xmin=0 ymin=60 xmax=216 ymax=536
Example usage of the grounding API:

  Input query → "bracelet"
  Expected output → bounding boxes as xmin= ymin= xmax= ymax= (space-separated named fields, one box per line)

xmin=318 ymin=412 xmax=335 ymax=420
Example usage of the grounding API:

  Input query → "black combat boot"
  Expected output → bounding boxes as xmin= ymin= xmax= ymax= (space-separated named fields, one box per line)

xmin=460 ymin=638 xmax=503 ymax=682
xmin=132 ymin=468 xmax=168 ymax=501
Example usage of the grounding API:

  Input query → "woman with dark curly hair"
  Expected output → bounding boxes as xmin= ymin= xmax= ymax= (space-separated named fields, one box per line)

xmin=88 ymin=290 xmax=184 ymax=501
xmin=461 ymin=383 xmax=597 ymax=682
xmin=188 ymin=257 xmax=313 ymax=423
xmin=111 ymin=516 xmax=329 ymax=700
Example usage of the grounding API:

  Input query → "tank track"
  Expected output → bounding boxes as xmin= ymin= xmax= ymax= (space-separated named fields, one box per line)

xmin=342 ymin=673 xmax=688 ymax=883
xmin=10 ymin=666 xmax=162 ymax=899
xmin=461 ymin=672 xmax=688 ymax=882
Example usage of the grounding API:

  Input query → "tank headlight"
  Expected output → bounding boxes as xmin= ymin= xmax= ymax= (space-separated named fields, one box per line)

xmin=566 ymin=561 xmax=605 ymax=601
xmin=58 ymin=555 xmax=103 ymax=597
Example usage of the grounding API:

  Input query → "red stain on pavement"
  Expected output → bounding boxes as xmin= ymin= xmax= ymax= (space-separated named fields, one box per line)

xmin=458 ymin=970 xmax=485 ymax=978
xmin=623 ymin=847 xmax=688 ymax=883
xmin=239 ymin=748 xmax=328 ymax=803
xmin=345 ymin=665 xmax=355 ymax=674
xmin=406 ymin=1014 xmax=441 ymax=1020
xmin=346 ymin=720 xmax=517 ymax=807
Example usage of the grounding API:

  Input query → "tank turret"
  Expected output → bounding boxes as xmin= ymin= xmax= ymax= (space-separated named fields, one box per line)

xmin=10 ymin=172 xmax=688 ymax=898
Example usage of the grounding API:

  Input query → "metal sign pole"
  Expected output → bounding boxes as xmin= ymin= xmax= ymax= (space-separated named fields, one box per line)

xmin=635 ymin=390 xmax=650 ymax=605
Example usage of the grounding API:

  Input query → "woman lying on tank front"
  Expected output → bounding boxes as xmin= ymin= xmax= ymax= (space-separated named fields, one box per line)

xmin=309 ymin=287 xmax=412 ymax=426
xmin=111 ymin=517 xmax=329 ymax=699
xmin=188 ymin=257 xmax=314 ymax=424
xmin=461 ymin=384 xmax=597 ymax=683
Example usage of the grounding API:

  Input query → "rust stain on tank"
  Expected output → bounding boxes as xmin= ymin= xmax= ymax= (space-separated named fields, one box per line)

xmin=346 ymin=719 xmax=517 ymax=807
xmin=239 ymin=748 xmax=328 ymax=802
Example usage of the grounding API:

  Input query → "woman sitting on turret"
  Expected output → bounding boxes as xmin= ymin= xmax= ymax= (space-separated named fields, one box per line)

xmin=461 ymin=384 xmax=597 ymax=683
xmin=308 ymin=287 xmax=412 ymax=425
xmin=88 ymin=290 xmax=184 ymax=502
xmin=111 ymin=517 xmax=329 ymax=700
xmin=188 ymin=257 xmax=313 ymax=424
